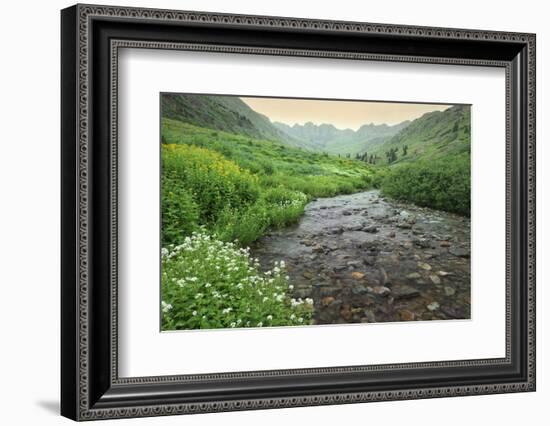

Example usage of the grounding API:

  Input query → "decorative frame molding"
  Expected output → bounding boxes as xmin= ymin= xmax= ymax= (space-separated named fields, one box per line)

xmin=61 ymin=4 xmax=535 ymax=421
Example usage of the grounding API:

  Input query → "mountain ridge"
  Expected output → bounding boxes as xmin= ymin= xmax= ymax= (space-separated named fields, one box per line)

xmin=273 ymin=120 xmax=410 ymax=155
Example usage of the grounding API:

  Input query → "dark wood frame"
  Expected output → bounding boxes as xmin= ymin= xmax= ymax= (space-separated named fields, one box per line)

xmin=61 ymin=4 xmax=536 ymax=421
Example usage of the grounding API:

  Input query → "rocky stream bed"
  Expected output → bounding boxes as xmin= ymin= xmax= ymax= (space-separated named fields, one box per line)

xmin=250 ymin=190 xmax=471 ymax=324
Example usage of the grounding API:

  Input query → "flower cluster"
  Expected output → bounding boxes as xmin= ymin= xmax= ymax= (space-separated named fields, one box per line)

xmin=161 ymin=232 xmax=313 ymax=330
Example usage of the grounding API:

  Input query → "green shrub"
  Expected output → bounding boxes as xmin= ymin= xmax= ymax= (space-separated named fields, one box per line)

xmin=162 ymin=144 xmax=260 ymax=224
xmin=262 ymin=187 xmax=308 ymax=228
xmin=161 ymin=177 xmax=199 ymax=246
xmin=380 ymin=155 xmax=470 ymax=216
xmin=212 ymin=202 xmax=270 ymax=246
xmin=161 ymin=232 xmax=313 ymax=330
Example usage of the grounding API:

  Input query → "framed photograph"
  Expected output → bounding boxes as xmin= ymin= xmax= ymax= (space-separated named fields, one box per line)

xmin=61 ymin=4 xmax=536 ymax=421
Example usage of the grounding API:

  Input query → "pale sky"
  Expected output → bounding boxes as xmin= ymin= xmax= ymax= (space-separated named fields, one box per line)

xmin=241 ymin=97 xmax=452 ymax=130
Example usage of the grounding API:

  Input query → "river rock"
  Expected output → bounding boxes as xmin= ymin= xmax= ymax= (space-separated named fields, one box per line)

xmin=371 ymin=286 xmax=391 ymax=296
xmin=437 ymin=271 xmax=452 ymax=276
xmin=351 ymin=285 xmax=369 ymax=296
xmin=417 ymin=262 xmax=432 ymax=271
xmin=351 ymin=271 xmax=366 ymax=280
xmin=340 ymin=304 xmax=353 ymax=321
xmin=321 ymin=296 xmax=335 ymax=307
xmin=449 ymin=247 xmax=470 ymax=258
xmin=378 ymin=266 xmax=390 ymax=285
xmin=312 ymin=244 xmax=324 ymax=253
xmin=429 ymin=274 xmax=441 ymax=285
xmin=319 ymin=286 xmax=340 ymax=297
xmin=346 ymin=260 xmax=362 ymax=268
xmin=363 ymin=225 xmax=379 ymax=233
xmin=443 ymin=286 xmax=456 ymax=296
xmin=399 ymin=309 xmax=416 ymax=321
xmin=392 ymin=285 xmax=420 ymax=300
xmin=426 ymin=301 xmax=440 ymax=311
xmin=363 ymin=256 xmax=377 ymax=266
xmin=440 ymin=241 xmax=451 ymax=247
xmin=440 ymin=305 xmax=464 ymax=319
xmin=413 ymin=238 xmax=432 ymax=248
xmin=302 ymin=271 xmax=315 ymax=279
xmin=406 ymin=272 xmax=422 ymax=279
xmin=318 ymin=300 xmax=342 ymax=322
xmin=362 ymin=310 xmax=377 ymax=323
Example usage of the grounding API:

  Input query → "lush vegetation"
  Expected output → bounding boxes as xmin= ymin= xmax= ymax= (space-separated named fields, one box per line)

xmin=162 ymin=232 xmax=312 ymax=330
xmin=160 ymin=95 xmax=471 ymax=330
xmin=370 ymin=105 xmax=471 ymax=216
xmin=368 ymin=105 xmax=471 ymax=163
xmin=161 ymin=118 xmax=376 ymax=330
xmin=379 ymin=154 xmax=470 ymax=216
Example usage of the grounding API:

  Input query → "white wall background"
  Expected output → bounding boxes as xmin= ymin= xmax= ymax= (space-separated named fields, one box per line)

xmin=0 ymin=0 xmax=546 ymax=424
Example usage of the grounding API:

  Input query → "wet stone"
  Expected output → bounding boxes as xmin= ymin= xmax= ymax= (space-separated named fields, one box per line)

xmin=399 ymin=309 xmax=416 ymax=321
xmin=392 ymin=285 xmax=420 ymax=300
xmin=346 ymin=260 xmax=362 ymax=268
xmin=449 ymin=247 xmax=470 ymax=258
xmin=429 ymin=274 xmax=441 ymax=285
xmin=413 ymin=238 xmax=432 ymax=248
xmin=443 ymin=286 xmax=456 ymax=296
xmin=426 ymin=301 xmax=440 ymax=311
xmin=351 ymin=286 xmax=369 ymax=296
xmin=406 ymin=272 xmax=422 ymax=279
xmin=363 ymin=225 xmax=379 ymax=233
xmin=371 ymin=286 xmax=391 ymax=296
xmin=417 ymin=262 xmax=432 ymax=271
xmin=351 ymin=272 xmax=366 ymax=280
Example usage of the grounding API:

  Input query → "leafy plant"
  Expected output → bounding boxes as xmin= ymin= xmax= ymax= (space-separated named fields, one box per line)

xmin=380 ymin=155 xmax=470 ymax=216
xmin=161 ymin=232 xmax=313 ymax=330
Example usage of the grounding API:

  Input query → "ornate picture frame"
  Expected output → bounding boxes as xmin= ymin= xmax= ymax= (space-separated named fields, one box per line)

xmin=61 ymin=4 xmax=535 ymax=421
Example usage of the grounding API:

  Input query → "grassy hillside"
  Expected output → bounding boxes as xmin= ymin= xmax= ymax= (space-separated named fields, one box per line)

xmin=369 ymin=105 xmax=470 ymax=164
xmin=161 ymin=117 xmax=377 ymax=247
xmin=374 ymin=105 xmax=471 ymax=216
xmin=161 ymin=94 xmax=310 ymax=149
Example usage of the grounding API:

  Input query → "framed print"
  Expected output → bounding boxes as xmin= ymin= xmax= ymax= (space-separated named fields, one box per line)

xmin=60 ymin=4 xmax=536 ymax=421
